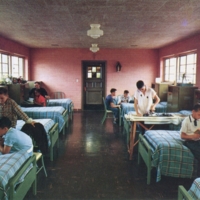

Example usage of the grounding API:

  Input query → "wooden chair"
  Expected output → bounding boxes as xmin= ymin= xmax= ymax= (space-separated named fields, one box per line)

xmin=51 ymin=92 xmax=65 ymax=99
xmin=34 ymin=152 xmax=47 ymax=177
xmin=101 ymin=97 xmax=114 ymax=124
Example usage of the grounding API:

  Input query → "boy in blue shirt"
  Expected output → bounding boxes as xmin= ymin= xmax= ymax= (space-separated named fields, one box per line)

xmin=105 ymin=88 xmax=120 ymax=124
xmin=0 ymin=117 xmax=33 ymax=156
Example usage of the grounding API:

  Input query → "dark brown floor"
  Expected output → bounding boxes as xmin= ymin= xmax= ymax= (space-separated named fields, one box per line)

xmin=25 ymin=111 xmax=194 ymax=200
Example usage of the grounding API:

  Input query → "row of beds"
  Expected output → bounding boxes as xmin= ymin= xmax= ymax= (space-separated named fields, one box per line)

xmin=121 ymin=102 xmax=200 ymax=200
xmin=0 ymin=98 xmax=74 ymax=200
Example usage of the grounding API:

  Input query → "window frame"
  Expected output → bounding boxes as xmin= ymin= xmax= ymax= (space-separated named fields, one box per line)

xmin=163 ymin=51 xmax=197 ymax=84
xmin=0 ymin=53 xmax=25 ymax=80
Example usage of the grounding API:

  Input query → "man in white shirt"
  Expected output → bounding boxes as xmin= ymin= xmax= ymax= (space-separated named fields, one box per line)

xmin=134 ymin=80 xmax=160 ymax=116
xmin=181 ymin=103 xmax=200 ymax=160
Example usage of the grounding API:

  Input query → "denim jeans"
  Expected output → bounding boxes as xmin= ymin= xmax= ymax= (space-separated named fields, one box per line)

xmin=108 ymin=107 xmax=119 ymax=119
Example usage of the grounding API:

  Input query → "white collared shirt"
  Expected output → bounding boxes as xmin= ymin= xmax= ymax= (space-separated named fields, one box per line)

xmin=134 ymin=87 xmax=156 ymax=114
xmin=180 ymin=115 xmax=200 ymax=136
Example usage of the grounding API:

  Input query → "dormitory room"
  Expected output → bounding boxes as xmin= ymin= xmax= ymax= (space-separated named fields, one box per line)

xmin=0 ymin=1 xmax=200 ymax=199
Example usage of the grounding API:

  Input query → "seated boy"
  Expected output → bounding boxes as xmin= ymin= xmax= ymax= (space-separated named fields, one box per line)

xmin=0 ymin=117 xmax=33 ymax=156
xmin=181 ymin=103 xmax=200 ymax=166
xmin=34 ymin=89 xmax=46 ymax=106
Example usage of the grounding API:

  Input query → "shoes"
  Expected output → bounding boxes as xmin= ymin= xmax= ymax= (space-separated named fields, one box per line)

xmin=113 ymin=118 xmax=118 ymax=124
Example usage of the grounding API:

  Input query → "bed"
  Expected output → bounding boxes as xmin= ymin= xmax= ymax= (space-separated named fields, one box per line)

xmin=178 ymin=178 xmax=200 ymax=200
xmin=16 ymin=119 xmax=59 ymax=161
xmin=0 ymin=151 xmax=37 ymax=200
xmin=20 ymin=106 xmax=68 ymax=135
xmin=138 ymin=130 xmax=197 ymax=184
xmin=47 ymin=98 xmax=74 ymax=120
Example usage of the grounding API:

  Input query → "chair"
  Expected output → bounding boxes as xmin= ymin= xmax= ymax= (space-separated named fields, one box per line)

xmin=101 ymin=97 xmax=121 ymax=126
xmin=34 ymin=152 xmax=47 ymax=177
xmin=101 ymin=97 xmax=113 ymax=125
xmin=51 ymin=92 xmax=65 ymax=99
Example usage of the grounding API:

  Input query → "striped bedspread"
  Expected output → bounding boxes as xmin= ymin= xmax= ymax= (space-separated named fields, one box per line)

xmin=48 ymin=98 xmax=72 ymax=112
xmin=16 ymin=119 xmax=55 ymax=146
xmin=144 ymin=130 xmax=197 ymax=182
xmin=0 ymin=151 xmax=31 ymax=192
xmin=20 ymin=106 xmax=65 ymax=133
xmin=188 ymin=177 xmax=200 ymax=200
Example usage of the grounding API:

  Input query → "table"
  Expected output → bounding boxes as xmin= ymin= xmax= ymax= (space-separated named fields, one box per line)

xmin=125 ymin=113 xmax=185 ymax=160
xmin=121 ymin=102 xmax=168 ymax=119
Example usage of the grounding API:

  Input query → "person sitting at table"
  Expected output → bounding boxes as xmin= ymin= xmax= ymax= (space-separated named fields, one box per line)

xmin=105 ymin=88 xmax=120 ymax=124
xmin=29 ymin=81 xmax=50 ymax=99
xmin=34 ymin=89 xmax=46 ymax=107
xmin=134 ymin=80 xmax=160 ymax=116
xmin=117 ymin=90 xmax=132 ymax=104
xmin=0 ymin=117 xmax=33 ymax=156
xmin=181 ymin=103 xmax=200 ymax=170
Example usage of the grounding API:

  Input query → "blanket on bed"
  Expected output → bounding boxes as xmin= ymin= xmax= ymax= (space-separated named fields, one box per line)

xmin=20 ymin=106 xmax=65 ymax=132
xmin=0 ymin=151 xmax=31 ymax=194
xmin=48 ymin=98 xmax=72 ymax=112
xmin=188 ymin=177 xmax=200 ymax=200
xmin=144 ymin=130 xmax=197 ymax=182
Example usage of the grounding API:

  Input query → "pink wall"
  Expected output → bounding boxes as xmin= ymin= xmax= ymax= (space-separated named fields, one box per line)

xmin=30 ymin=48 xmax=159 ymax=110
xmin=159 ymin=34 xmax=200 ymax=87
xmin=0 ymin=36 xmax=30 ymax=79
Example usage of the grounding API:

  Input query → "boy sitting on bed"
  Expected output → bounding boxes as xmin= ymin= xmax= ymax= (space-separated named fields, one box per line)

xmin=34 ymin=89 xmax=46 ymax=106
xmin=181 ymin=103 xmax=200 ymax=164
xmin=0 ymin=117 xmax=33 ymax=156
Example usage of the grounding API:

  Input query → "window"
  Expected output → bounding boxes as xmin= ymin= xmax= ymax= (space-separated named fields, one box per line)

xmin=0 ymin=53 xmax=24 ymax=80
xmin=87 ymin=66 xmax=102 ymax=78
xmin=0 ymin=54 xmax=9 ymax=78
xmin=164 ymin=52 xmax=197 ymax=84
xmin=11 ymin=56 xmax=24 ymax=78
xmin=164 ymin=57 xmax=176 ymax=82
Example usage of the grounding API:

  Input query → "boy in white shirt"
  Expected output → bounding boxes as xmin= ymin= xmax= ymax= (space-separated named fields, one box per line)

xmin=181 ymin=103 xmax=200 ymax=160
xmin=134 ymin=80 xmax=160 ymax=116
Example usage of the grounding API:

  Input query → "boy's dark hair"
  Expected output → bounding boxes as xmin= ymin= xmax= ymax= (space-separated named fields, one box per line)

xmin=124 ymin=90 xmax=129 ymax=94
xmin=0 ymin=117 xmax=12 ymax=129
xmin=136 ymin=80 xmax=144 ymax=89
xmin=193 ymin=103 xmax=200 ymax=112
xmin=110 ymin=88 xmax=117 ymax=93
xmin=0 ymin=87 xmax=8 ymax=95
xmin=34 ymin=81 xmax=41 ymax=85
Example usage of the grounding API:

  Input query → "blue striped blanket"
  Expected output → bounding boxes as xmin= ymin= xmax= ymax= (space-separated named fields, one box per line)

xmin=20 ymin=106 xmax=65 ymax=133
xmin=144 ymin=130 xmax=197 ymax=182
xmin=47 ymin=98 xmax=72 ymax=112
xmin=188 ymin=177 xmax=200 ymax=200
xmin=0 ymin=151 xmax=31 ymax=193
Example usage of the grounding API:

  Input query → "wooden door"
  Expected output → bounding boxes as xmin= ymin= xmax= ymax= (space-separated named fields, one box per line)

xmin=82 ymin=61 xmax=106 ymax=110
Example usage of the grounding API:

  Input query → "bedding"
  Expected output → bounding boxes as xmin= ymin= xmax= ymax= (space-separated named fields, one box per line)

xmin=20 ymin=106 xmax=67 ymax=134
xmin=16 ymin=119 xmax=59 ymax=161
xmin=0 ymin=151 xmax=36 ymax=199
xmin=178 ymin=178 xmax=200 ymax=200
xmin=47 ymin=98 xmax=73 ymax=112
xmin=138 ymin=130 xmax=197 ymax=184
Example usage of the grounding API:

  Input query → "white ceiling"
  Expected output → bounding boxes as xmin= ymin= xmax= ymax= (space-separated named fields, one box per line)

xmin=0 ymin=0 xmax=200 ymax=49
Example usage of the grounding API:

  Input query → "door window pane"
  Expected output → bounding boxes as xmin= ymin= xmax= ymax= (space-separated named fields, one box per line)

xmin=87 ymin=66 xmax=102 ymax=78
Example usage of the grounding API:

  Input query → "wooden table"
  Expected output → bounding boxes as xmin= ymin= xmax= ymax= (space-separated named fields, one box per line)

xmin=125 ymin=113 xmax=185 ymax=160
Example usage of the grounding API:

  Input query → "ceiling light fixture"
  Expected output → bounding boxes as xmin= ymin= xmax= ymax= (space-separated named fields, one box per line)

xmin=90 ymin=44 xmax=99 ymax=53
xmin=87 ymin=24 xmax=103 ymax=39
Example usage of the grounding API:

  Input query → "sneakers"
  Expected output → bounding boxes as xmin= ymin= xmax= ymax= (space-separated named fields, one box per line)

xmin=113 ymin=118 xmax=118 ymax=124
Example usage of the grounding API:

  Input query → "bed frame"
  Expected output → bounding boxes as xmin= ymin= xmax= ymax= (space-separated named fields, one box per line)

xmin=0 ymin=155 xmax=37 ymax=200
xmin=138 ymin=134 xmax=152 ymax=185
xmin=61 ymin=109 xmax=69 ymax=135
xmin=178 ymin=186 xmax=192 ymax=200
xmin=49 ymin=122 xmax=59 ymax=161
